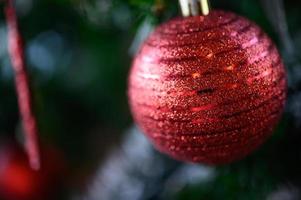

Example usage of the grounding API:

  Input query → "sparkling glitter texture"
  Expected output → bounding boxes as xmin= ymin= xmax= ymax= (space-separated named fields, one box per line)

xmin=128 ymin=10 xmax=287 ymax=164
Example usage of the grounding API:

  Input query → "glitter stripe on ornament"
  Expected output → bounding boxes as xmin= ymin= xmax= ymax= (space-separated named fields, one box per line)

xmin=133 ymin=93 xmax=285 ymax=135
xmin=129 ymin=71 xmax=285 ymax=109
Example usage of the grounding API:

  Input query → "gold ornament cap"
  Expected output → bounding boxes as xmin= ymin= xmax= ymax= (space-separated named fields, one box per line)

xmin=179 ymin=0 xmax=210 ymax=17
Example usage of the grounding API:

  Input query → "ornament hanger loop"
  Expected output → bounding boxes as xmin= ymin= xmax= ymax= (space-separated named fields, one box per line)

xmin=179 ymin=0 xmax=210 ymax=17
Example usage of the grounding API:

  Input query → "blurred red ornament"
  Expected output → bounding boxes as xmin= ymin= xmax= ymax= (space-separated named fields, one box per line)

xmin=0 ymin=142 xmax=66 ymax=200
xmin=128 ymin=10 xmax=287 ymax=164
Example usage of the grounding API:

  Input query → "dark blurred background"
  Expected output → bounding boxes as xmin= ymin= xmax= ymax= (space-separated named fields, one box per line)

xmin=0 ymin=0 xmax=301 ymax=199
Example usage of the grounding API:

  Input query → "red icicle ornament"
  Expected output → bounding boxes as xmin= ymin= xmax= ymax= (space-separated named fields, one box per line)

xmin=128 ymin=7 xmax=287 ymax=164
xmin=4 ymin=0 xmax=40 ymax=170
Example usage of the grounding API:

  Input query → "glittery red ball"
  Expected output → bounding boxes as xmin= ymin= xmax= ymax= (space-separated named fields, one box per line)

xmin=128 ymin=10 xmax=287 ymax=164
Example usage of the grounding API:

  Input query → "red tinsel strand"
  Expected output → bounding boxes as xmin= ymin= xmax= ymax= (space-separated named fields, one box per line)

xmin=4 ymin=0 xmax=41 ymax=170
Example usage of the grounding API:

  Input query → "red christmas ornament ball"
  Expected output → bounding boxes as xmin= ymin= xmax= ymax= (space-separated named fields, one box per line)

xmin=128 ymin=10 xmax=287 ymax=164
xmin=0 ymin=142 xmax=66 ymax=200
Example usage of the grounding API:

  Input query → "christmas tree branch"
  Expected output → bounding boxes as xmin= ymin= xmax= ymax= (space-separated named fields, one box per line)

xmin=4 ymin=0 xmax=41 ymax=170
